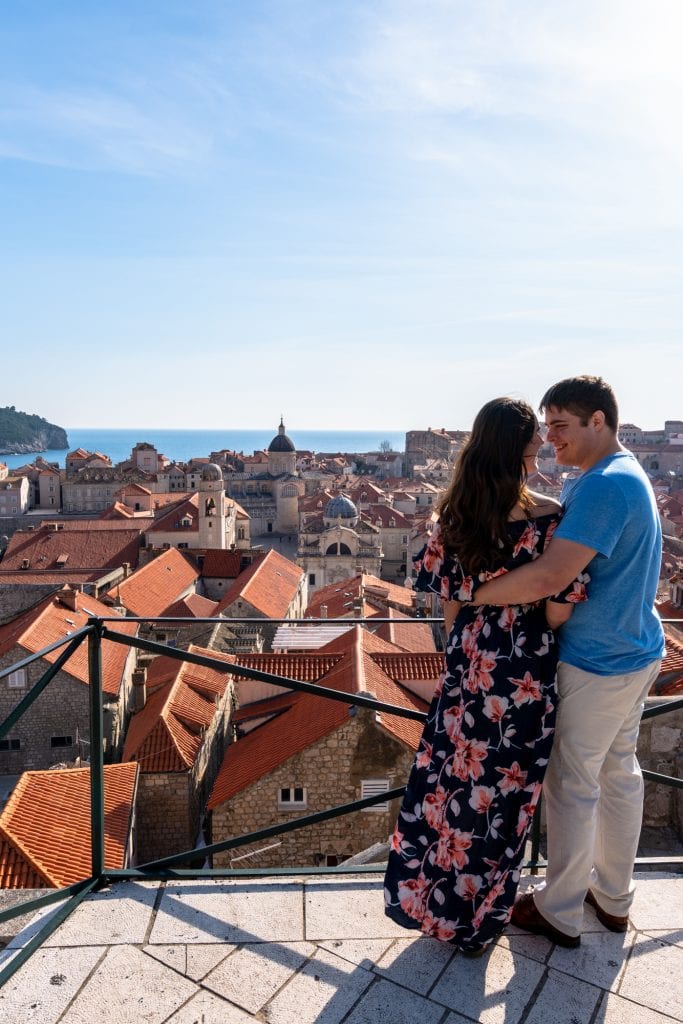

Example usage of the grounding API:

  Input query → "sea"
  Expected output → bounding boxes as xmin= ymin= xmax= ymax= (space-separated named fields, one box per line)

xmin=0 ymin=428 xmax=406 ymax=470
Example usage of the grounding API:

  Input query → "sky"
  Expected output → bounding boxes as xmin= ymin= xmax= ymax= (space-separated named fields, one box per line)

xmin=1 ymin=0 xmax=682 ymax=431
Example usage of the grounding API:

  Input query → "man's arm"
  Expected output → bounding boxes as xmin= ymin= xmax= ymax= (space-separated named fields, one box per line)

xmin=472 ymin=537 xmax=596 ymax=606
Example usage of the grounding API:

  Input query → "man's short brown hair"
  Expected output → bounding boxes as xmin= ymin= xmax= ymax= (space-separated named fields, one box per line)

xmin=539 ymin=376 xmax=619 ymax=432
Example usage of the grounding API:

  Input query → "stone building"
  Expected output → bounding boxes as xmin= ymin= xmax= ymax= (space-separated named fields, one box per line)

xmin=122 ymin=645 xmax=234 ymax=863
xmin=0 ymin=588 xmax=138 ymax=772
xmin=297 ymin=494 xmax=382 ymax=594
xmin=214 ymin=549 xmax=307 ymax=651
xmin=404 ymin=428 xmax=467 ymax=478
xmin=208 ymin=627 xmax=440 ymax=868
xmin=225 ymin=421 xmax=306 ymax=536
xmin=0 ymin=476 xmax=30 ymax=518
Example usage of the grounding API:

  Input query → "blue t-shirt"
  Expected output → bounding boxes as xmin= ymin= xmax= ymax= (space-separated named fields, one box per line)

xmin=554 ymin=451 xmax=665 ymax=675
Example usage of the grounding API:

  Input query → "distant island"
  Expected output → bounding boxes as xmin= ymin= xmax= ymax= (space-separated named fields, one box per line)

xmin=0 ymin=406 xmax=68 ymax=455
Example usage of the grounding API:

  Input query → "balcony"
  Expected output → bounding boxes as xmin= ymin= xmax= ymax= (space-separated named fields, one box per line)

xmin=0 ymin=870 xmax=681 ymax=1022
xmin=0 ymin=615 xmax=681 ymax=1022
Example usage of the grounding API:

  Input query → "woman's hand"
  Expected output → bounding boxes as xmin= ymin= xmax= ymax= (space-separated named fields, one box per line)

xmin=545 ymin=599 xmax=573 ymax=630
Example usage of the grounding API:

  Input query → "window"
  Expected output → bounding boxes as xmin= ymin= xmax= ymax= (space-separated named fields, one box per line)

xmin=278 ymin=786 xmax=307 ymax=809
xmin=361 ymin=778 xmax=390 ymax=811
xmin=0 ymin=737 xmax=21 ymax=752
xmin=8 ymin=669 xmax=26 ymax=689
xmin=309 ymin=573 xmax=316 ymax=586
xmin=51 ymin=735 xmax=73 ymax=748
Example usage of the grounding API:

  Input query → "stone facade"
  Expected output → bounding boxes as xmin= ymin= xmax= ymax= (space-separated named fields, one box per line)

xmin=211 ymin=709 xmax=415 ymax=869
xmin=639 ymin=700 xmax=683 ymax=837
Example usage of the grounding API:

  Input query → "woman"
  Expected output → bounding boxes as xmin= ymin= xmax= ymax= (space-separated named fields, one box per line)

xmin=384 ymin=397 xmax=588 ymax=955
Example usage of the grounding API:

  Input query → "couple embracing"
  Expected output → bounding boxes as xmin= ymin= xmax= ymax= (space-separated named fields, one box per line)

xmin=384 ymin=376 xmax=665 ymax=955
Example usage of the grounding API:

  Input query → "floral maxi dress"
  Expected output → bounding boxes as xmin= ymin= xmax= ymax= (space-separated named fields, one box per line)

xmin=383 ymin=514 xmax=588 ymax=951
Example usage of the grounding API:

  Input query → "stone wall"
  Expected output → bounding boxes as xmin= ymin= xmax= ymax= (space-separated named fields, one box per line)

xmin=135 ymin=773 xmax=192 ymax=864
xmin=639 ymin=700 xmax=683 ymax=837
xmin=211 ymin=709 xmax=415 ymax=869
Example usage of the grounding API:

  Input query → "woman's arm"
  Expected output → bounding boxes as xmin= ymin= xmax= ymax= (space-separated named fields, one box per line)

xmin=544 ymin=599 xmax=573 ymax=630
xmin=443 ymin=600 xmax=462 ymax=638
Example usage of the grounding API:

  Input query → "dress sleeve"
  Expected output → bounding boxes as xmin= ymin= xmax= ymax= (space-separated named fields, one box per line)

xmin=413 ymin=522 xmax=478 ymax=602
xmin=543 ymin=515 xmax=590 ymax=604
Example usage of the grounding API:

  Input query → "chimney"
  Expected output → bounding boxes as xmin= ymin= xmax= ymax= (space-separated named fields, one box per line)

xmin=132 ymin=667 xmax=147 ymax=711
xmin=59 ymin=586 xmax=78 ymax=612
xmin=122 ymin=562 xmax=131 ymax=579
xmin=320 ymin=604 xmax=328 ymax=619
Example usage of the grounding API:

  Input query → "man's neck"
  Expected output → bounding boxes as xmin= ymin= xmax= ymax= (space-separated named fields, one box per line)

xmin=579 ymin=437 xmax=624 ymax=473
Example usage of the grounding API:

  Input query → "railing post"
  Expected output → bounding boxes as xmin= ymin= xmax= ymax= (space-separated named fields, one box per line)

xmin=88 ymin=619 xmax=105 ymax=878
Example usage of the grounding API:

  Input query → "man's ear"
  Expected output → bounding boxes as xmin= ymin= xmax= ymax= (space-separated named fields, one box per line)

xmin=591 ymin=410 xmax=606 ymax=431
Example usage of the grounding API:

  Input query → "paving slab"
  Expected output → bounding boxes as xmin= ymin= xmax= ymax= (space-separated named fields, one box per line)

xmin=37 ymin=882 xmax=157 ymax=947
xmin=595 ymin=991 xmax=683 ymax=1023
xmin=548 ymin=928 xmax=635 ymax=992
xmin=523 ymin=967 xmax=601 ymax=1024
xmin=304 ymin=878 xmax=408 ymax=940
xmin=59 ymin=944 xmax=198 ymax=1024
xmin=164 ymin=989 xmax=256 ymax=1024
xmin=496 ymin=932 xmax=552 ymax=963
xmin=150 ymin=879 xmax=304 ymax=944
xmin=263 ymin=946 xmax=373 ymax=1024
xmin=344 ymin=976 xmax=445 ymax=1024
xmin=630 ymin=873 xmax=683 ymax=931
xmin=318 ymin=938 xmax=393 ymax=968
xmin=203 ymin=941 xmax=315 ymax=1014
xmin=430 ymin=944 xmax=545 ymax=1024
xmin=643 ymin=929 xmax=683 ymax=949
xmin=618 ymin=933 xmax=683 ymax=1020
xmin=373 ymin=935 xmax=455 ymax=995
xmin=0 ymin=946 xmax=103 ymax=1024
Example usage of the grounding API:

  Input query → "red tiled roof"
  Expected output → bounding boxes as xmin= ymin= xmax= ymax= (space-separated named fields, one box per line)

xmin=208 ymin=626 xmax=430 ymax=807
xmin=216 ymin=549 xmax=303 ymax=618
xmin=0 ymin=589 xmax=137 ymax=696
xmin=148 ymin=494 xmax=200 ymax=534
xmin=305 ymin=573 xmax=415 ymax=619
xmin=123 ymin=645 xmax=232 ymax=772
xmin=163 ymin=593 xmax=218 ymax=618
xmin=234 ymin=652 xmax=343 ymax=686
xmin=1 ymin=524 xmax=143 ymax=572
xmin=201 ymin=551 xmax=243 ymax=578
xmin=0 ymin=763 xmax=138 ymax=888
xmin=114 ymin=548 xmax=199 ymax=617
xmin=373 ymin=610 xmax=437 ymax=653
xmin=657 ymin=600 xmax=683 ymax=621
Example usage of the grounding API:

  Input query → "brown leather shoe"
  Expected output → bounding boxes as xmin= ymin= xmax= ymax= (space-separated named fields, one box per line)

xmin=584 ymin=889 xmax=629 ymax=933
xmin=511 ymin=893 xmax=580 ymax=948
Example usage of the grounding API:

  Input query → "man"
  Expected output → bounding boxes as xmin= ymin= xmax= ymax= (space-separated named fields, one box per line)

xmin=472 ymin=376 xmax=665 ymax=947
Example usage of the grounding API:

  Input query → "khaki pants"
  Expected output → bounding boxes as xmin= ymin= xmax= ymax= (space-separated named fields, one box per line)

xmin=533 ymin=658 xmax=661 ymax=937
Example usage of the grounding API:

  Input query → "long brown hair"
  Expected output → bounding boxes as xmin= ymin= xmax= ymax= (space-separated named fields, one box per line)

xmin=437 ymin=397 xmax=537 ymax=573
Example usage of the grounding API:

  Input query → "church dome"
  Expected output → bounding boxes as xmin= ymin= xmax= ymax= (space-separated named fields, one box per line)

xmin=201 ymin=463 xmax=224 ymax=482
xmin=268 ymin=418 xmax=296 ymax=453
xmin=325 ymin=494 xmax=358 ymax=520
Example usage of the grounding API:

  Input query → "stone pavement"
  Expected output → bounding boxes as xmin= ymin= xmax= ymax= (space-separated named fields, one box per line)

xmin=0 ymin=872 xmax=680 ymax=1024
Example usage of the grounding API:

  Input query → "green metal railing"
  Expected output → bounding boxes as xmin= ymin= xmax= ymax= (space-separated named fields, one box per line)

xmin=0 ymin=614 xmax=681 ymax=988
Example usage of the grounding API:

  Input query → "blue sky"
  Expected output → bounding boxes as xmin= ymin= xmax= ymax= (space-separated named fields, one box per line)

xmin=2 ymin=0 xmax=681 ymax=430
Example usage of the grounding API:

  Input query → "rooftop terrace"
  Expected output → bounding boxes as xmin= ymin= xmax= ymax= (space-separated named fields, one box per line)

xmin=0 ymin=871 xmax=680 ymax=1023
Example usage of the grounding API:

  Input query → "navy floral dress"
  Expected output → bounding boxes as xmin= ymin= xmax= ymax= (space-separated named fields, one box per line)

xmin=384 ymin=513 xmax=588 ymax=951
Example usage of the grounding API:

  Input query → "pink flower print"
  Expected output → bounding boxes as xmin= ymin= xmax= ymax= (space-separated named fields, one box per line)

xmin=390 ymin=828 xmax=404 ymax=853
xmin=455 ymin=873 xmax=483 ymax=900
xmin=515 ymin=801 xmax=538 ymax=837
xmin=496 ymin=761 xmax=528 ymax=795
xmin=471 ymin=878 xmax=507 ymax=929
xmin=497 ymin=606 xmax=517 ymax=632
xmin=443 ymin=703 xmax=464 ymax=741
xmin=415 ymin=741 xmax=433 ymax=769
xmin=513 ymin=522 xmax=539 ymax=557
xmin=510 ymin=671 xmax=543 ymax=705
xmin=398 ymin=875 xmax=430 ymax=920
xmin=422 ymin=533 xmax=444 ymax=574
xmin=544 ymin=519 xmax=558 ymax=547
xmin=434 ymin=827 xmax=473 ymax=870
xmin=452 ymin=737 xmax=489 ymax=782
xmin=468 ymin=785 xmax=496 ymax=813
xmin=483 ymin=694 xmax=509 ymax=722
xmin=461 ymin=616 xmax=484 ymax=658
xmin=420 ymin=910 xmax=458 ymax=941
xmin=463 ymin=649 xmax=497 ymax=693
xmin=440 ymin=574 xmax=452 ymax=600
xmin=457 ymin=576 xmax=474 ymax=601
xmin=565 ymin=572 xmax=590 ymax=603
xmin=423 ymin=786 xmax=448 ymax=830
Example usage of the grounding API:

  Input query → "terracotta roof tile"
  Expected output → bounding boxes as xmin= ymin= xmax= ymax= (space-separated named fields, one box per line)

xmin=162 ymin=593 xmax=218 ymax=618
xmin=216 ymin=549 xmax=304 ymax=618
xmin=201 ymin=551 xmax=244 ymax=578
xmin=305 ymin=574 xmax=415 ymax=619
xmin=372 ymin=609 xmax=437 ymax=653
xmin=234 ymin=652 xmax=343 ymax=685
xmin=1 ymin=524 xmax=143 ymax=572
xmin=122 ymin=644 xmax=231 ymax=772
xmin=114 ymin=548 xmax=199 ymax=617
xmin=0 ymin=590 xmax=137 ymax=697
xmin=0 ymin=763 xmax=138 ymax=888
